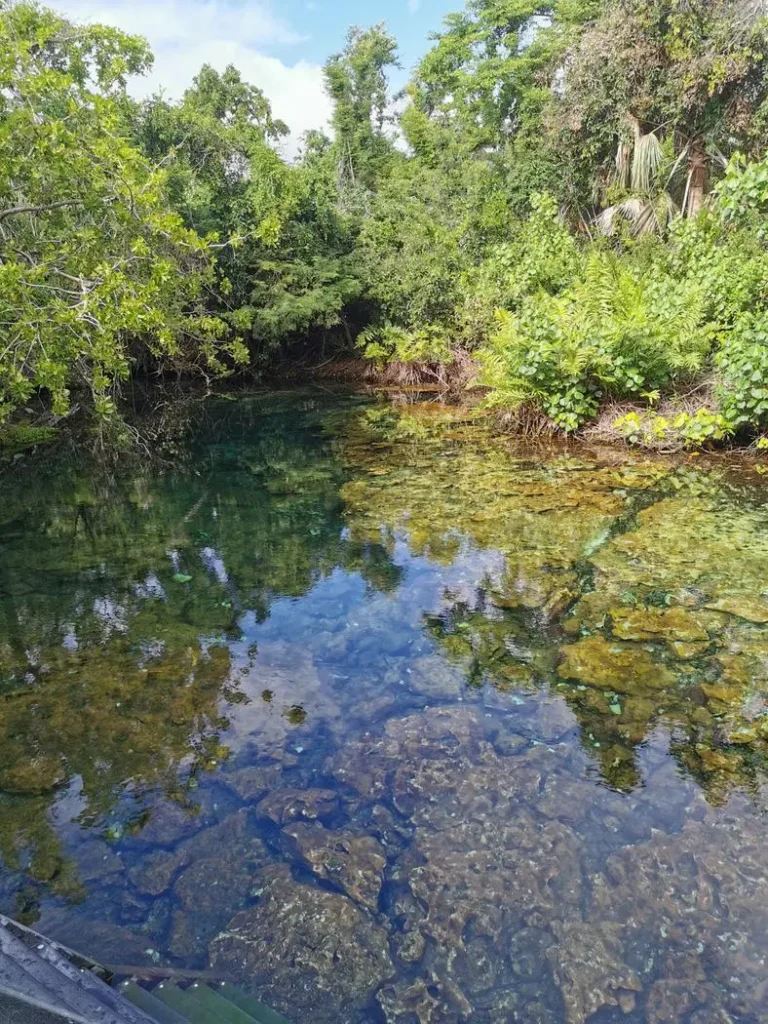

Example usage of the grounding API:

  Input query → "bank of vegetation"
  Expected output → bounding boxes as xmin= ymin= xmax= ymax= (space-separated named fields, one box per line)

xmin=3 ymin=0 xmax=768 ymax=449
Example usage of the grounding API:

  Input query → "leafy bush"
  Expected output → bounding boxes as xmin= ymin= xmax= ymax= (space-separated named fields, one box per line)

xmin=357 ymin=323 xmax=453 ymax=366
xmin=480 ymin=175 xmax=768 ymax=441
xmin=480 ymin=246 xmax=711 ymax=431
xmin=716 ymin=313 xmax=768 ymax=430
xmin=613 ymin=409 xmax=730 ymax=449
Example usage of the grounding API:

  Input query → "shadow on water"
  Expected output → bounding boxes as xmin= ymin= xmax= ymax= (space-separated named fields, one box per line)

xmin=1 ymin=390 xmax=768 ymax=1022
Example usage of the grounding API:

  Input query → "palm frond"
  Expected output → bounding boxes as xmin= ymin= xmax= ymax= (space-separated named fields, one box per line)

xmin=594 ymin=205 xmax=618 ymax=236
xmin=631 ymin=133 xmax=663 ymax=192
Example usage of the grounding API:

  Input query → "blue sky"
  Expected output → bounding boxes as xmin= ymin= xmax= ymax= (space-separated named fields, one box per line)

xmin=269 ymin=1 xmax=458 ymax=74
xmin=51 ymin=1 xmax=460 ymax=154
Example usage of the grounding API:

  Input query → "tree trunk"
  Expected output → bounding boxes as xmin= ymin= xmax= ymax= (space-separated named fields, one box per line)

xmin=686 ymin=138 xmax=709 ymax=217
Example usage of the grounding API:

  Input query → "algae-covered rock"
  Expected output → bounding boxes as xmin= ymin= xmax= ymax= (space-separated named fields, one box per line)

xmin=547 ymin=920 xmax=641 ymax=1024
xmin=558 ymin=635 xmax=675 ymax=693
xmin=704 ymin=596 xmax=768 ymax=623
xmin=0 ymin=756 xmax=66 ymax=795
xmin=281 ymin=822 xmax=386 ymax=911
xmin=209 ymin=864 xmax=394 ymax=1024
xmin=592 ymin=497 xmax=768 ymax=609
xmin=610 ymin=606 xmax=709 ymax=643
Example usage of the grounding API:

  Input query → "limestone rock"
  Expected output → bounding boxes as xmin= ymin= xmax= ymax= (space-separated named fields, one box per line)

xmin=610 ymin=606 xmax=710 ymax=643
xmin=257 ymin=787 xmax=338 ymax=825
xmin=282 ymin=821 xmax=386 ymax=911
xmin=547 ymin=920 xmax=641 ymax=1024
xmin=377 ymin=977 xmax=469 ymax=1023
xmin=209 ymin=864 xmax=394 ymax=1024
xmin=558 ymin=635 xmax=675 ymax=693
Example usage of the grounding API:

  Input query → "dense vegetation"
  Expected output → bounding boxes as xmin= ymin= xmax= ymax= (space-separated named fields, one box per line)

xmin=4 ymin=0 xmax=768 ymax=446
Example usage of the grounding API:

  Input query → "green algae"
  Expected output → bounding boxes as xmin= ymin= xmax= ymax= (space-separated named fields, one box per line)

xmin=558 ymin=636 xmax=677 ymax=693
xmin=609 ymin=606 xmax=711 ymax=643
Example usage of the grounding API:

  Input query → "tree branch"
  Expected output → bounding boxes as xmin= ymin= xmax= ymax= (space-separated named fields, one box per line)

xmin=0 ymin=200 xmax=83 ymax=223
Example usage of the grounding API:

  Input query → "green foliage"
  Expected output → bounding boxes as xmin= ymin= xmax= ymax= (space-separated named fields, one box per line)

xmin=324 ymin=25 xmax=399 ymax=193
xmin=358 ymin=323 xmax=453 ymax=365
xmin=9 ymin=0 xmax=768 ymax=446
xmin=716 ymin=313 xmax=768 ymax=430
xmin=0 ymin=2 xmax=243 ymax=424
xmin=479 ymin=167 xmax=768 ymax=440
xmin=613 ymin=409 xmax=730 ymax=448
xmin=134 ymin=64 xmax=363 ymax=367
xmin=0 ymin=424 xmax=56 ymax=451
xmin=480 ymin=237 xmax=714 ymax=431
xmin=716 ymin=152 xmax=768 ymax=234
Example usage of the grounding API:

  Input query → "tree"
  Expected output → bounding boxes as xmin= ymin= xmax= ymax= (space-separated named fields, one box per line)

xmin=135 ymin=65 xmax=363 ymax=366
xmin=547 ymin=0 xmax=768 ymax=218
xmin=324 ymin=25 xmax=399 ymax=194
xmin=0 ymin=1 xmax=242 ymax=424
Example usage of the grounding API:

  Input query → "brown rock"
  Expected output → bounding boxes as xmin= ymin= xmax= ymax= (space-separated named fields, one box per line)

xmin=282 ymin=821 xmax=386 ymax=911
xmin=257 ymin=787 xmax=338 ymax=825
xmin=547 ymin=920 xmax=641 ymax=1024
xmin=558 ymin=635 xmax=675 ymax=693
xmin=209 ymin=864 xmax=394 ymax=1024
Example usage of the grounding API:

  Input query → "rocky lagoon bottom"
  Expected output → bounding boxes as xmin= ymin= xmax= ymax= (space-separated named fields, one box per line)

xmin=1 ymin=391 xmax=768 ymax=1023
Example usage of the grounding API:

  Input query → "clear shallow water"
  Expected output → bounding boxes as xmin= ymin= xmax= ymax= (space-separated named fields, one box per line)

xmin=1 ymin=392 xmax=768 ymax=1023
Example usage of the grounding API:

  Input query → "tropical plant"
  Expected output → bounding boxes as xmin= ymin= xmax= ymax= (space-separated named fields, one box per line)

xmin=0 ymin=1 xmax=243 ymax=423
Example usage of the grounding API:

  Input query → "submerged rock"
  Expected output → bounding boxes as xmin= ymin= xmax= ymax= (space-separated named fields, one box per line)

xmin=129 ymin=809 xmax=272 ymax=961
xmin=223 ymin=763 xmax=282 ymax=802
xmin=0 ymin=756 xmax=67 ymax=795
xmin=590 ymin=810 xmax=768 ymax=1020
xmin=129 ymin=800 xmax=205 ymax=848
xmin=557 ymin=635 xmax=675 ymax=693
xmin=257 ymin=787 xmax=338 ymax=825
xmin=534 ymin=696 xmax=577 ymax=742
xmin=405 ymin=655 xmax=465 ymax=700
xmin=547 ymin=920 xmax=641 ymax=1024
xmin=377 ymin=976 xmax=469 ymax=1023
xmin=610 ymin=606 xmax=710 ymax=643
xmin=281 ymin=821 xmax=386 ymax=911
xmin=328 ymin=706 xmax=587 ymax=1019
xmin=704 ymin=596 xmax=768 ymax=623
xmin=209 ymin=864 xmax=394 ymax=1024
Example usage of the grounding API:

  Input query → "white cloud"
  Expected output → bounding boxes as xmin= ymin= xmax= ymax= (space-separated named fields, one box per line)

xmin=50 ymin=1 xmax=333 ymax=157
xmin=408 ymin=0 xmax=421 ymax=12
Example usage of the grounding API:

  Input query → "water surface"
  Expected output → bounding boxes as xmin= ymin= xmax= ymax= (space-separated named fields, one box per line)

xmin=1 ymin=392 xmax=768 ymax=1023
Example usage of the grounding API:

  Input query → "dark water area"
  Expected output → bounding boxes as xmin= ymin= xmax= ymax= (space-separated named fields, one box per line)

xmin=1 ymin=391 xmax=768 ymax=1023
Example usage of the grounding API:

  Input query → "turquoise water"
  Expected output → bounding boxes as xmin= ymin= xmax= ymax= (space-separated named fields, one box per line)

xmin=1 ymin=391 xmax=767 ymax=1022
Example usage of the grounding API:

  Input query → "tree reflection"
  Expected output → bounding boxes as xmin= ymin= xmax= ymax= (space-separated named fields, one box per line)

xmin=0 ymin=392 xmax=399 ymax=914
